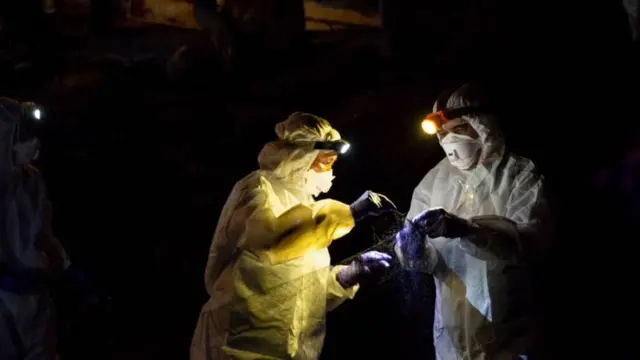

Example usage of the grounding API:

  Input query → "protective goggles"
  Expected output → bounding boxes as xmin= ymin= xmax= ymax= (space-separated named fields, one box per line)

xmin=287 ymin=139 xmax=351 ymax=155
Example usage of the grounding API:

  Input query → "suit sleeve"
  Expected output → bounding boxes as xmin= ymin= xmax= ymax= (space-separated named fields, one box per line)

xmin=33 ymin=169 xmax=70 ymax=273
xmin=463 ymin=165 xmax=553 ymax=261
xmin=237 ymin=178 xmax=356 ymax=265
xmin=395 ymin=171 xmax=445 ymax=274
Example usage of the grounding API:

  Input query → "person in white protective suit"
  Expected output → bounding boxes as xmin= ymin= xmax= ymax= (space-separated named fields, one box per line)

xmin=0 ymin=97 xmax=69 ymax=360
xmin=395 ymin=84 xmax=552 ymax=360
xmin=191 ymin=112 xmax=396 ymax=360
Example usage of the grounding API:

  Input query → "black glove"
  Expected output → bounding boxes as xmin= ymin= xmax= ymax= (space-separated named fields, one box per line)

xmin=337 ymin=251 xmax=392 ymax=288
xmin=412 ymin=208 xmax=474 ymax=239
xmin=350 ymin=190 xmax=397 ymax=222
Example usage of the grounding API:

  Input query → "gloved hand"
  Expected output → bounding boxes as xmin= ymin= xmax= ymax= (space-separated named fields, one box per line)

xmin=394 ymin=221 xmax=427 ymax=270
xmin=350 ymin=191 xmax=397 ymax=222
xmin=337 ymin=251 xmax=392 ymax=288
xmin=412 ymin=208 xmax=475 ymax=239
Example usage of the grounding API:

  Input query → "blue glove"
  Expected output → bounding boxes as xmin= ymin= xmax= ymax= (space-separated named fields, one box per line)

xmin=337 ymin=251 xmax=392 ymax=288
xmin=394 ymin=221 xmax=430 ymax=271
xmin=412 ymin=208 xmax=474 ymax=239
xmin=350 ymin=191 xmax=397 ymax=222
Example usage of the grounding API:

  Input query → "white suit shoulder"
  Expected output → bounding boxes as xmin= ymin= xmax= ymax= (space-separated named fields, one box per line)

xmin=408 ymin=158 xmax=451 ymax=219
xmin=507 ymin=154 xmax=542 ymax=182
xmin=501 ymin=153 xmax=545 ymax=197
xmin=414 ymin=158 xmax=454 ymax=197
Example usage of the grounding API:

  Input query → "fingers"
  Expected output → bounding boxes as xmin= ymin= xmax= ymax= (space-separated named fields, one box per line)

xmin=361 ymin=252 xmax=392 ymax=269
xmin=365 ymin=191 xmax=396 ymax=207
xmin=362 ymin=251 xmax=392 ymax=261
xmin=369 ymin=192 xmax=383 ymax=208
xmin=411 ymin=209 xmax=430 ymax=222
xmin=414 ymin=208 xmax=446 ymax=226
xmin=362 ymin=260 xmax=390 ymax=272
xmin=377 ymin=193 xmax=396 ymax=208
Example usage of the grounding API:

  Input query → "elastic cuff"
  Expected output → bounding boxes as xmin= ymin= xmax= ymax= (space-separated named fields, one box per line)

xmin=330 ymin=266 xmax=359 ymax=296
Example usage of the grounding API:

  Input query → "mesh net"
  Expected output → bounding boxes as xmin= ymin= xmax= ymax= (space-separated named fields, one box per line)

xmin=192 ymin=209 xmax=434 ymax=357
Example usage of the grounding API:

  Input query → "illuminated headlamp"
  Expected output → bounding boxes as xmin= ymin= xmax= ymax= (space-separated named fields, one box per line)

xmin=21 ymin=102 xmax=43 ymax=121
xmin=286 ymin=139 xmax=351 ymax=155
xmin=421 ymin=111 xmax=447 ymax=135
xmin=421 ymin=106 xmax=485 ymax=136
xmin=314 ymin=140 xmax=350 ymax=154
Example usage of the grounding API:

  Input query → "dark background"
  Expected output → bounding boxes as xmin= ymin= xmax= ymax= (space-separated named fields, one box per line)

xmin=1 ymin=0 xmax=639 ymax=359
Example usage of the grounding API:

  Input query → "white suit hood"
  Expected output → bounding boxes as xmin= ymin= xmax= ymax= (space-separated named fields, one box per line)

xmin=435 ymin=84 xmax=505 ymax=166
xmin=257 ymin=112 xmax=342 ymax=203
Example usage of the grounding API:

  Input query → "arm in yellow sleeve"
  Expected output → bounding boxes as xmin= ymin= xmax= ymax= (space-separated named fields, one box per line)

xmin=265 ymin=200 xmax=355 ymax=265
xmin=237 ymin=181 xmax=316 ymax=251
xmin=234 ymin=176 xmax=355 ymax=265
xmin=326 ymin=265 xmax=359 ymax=310
xmin=263 ymin=199 xmax=355 ymax=265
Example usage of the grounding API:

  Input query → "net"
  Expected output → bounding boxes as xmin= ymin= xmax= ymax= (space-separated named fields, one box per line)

xmin=191 ymin=209 xmax=435 ymax=357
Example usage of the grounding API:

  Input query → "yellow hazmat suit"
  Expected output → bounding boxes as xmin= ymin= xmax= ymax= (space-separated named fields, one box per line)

xmin=191 ymin=113 xmax=358 ymax=360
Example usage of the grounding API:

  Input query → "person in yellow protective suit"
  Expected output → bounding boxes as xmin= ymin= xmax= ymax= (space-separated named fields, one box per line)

xmin=190 ymin=112 xmax=395 ymax=360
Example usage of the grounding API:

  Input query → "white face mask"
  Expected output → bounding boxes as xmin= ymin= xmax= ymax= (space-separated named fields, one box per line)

xmin=439 ymin=133 xmax=481 ymax=170
xmin=303 ymin=169 xmax=334 ymax=197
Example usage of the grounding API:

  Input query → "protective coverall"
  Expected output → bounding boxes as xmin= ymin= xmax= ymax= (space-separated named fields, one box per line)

xmin=397 ymin=88 xmax=551 ymax=360
xmin=0 ymin=98 xmax=69 ymax=360
xmin=191 ymin=113 xmax=360 ymax=360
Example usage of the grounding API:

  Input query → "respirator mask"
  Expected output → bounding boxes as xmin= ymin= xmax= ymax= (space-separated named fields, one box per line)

xmin=303 ymin=169 xmax=335 ymax=197
xmin=439 ymin=133 xmax=481 ymax=170
xmin=287 ymin=139 xmax=350 ymax=197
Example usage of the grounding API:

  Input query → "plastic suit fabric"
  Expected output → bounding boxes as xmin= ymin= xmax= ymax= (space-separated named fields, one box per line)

xmin=402 ymin=91 xmax=551 ymax=360
xmin=191 ymin=113 xmax=358 ymax=360
xmin=0 ymin=99 xmax=69 ymax=360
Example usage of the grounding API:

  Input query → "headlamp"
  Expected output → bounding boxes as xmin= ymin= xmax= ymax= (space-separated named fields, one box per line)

xmin=421 ymin=111 xmax=446 ymax=135
xmin=288 ymin=139 xmax=351 ymax=154
xmin=421 ymin=86 xmax=496 ymax=136
xmin=314 ymin=140 xmax=350 ymax=154
xmin=21 ymin=102 xmax=43 ymax=122
xmin=421 ymin=106 xmax=488 ymax=136
xmin=16 ymin=101 xmax=45 ymax=145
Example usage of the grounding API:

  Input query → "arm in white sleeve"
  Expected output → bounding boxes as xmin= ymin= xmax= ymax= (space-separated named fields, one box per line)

xmin=463 ymin=166 xmax=552 ymax=262
xmin=394 ymin=178 xmax=445 ymax=274
xmin=36 ymin=199 xmax=71 ymax=272
xmin=31 ymin=167 xmax=70 ymax=272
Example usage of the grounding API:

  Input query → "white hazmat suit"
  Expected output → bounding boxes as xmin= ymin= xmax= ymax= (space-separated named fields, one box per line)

xmin=397 ymin=86 xmax=551 ymax=360
xmin=191 ymin=113 xmax=360 ymax=360
xmin=0 ymin=98 xmax=69 ymax=360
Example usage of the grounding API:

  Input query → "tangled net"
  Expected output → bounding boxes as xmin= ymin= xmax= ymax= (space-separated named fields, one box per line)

xmin=194 ymin=210 xmax=434 ymax=356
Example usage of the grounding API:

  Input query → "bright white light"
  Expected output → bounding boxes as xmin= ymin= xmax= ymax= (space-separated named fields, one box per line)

xmin=32 ymin=109 xmax=42 ymax=120
xmin=340 ymin=143 xmax=350 ymax=154
xmin=421 ymin=119 xmax=438 ymax=135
